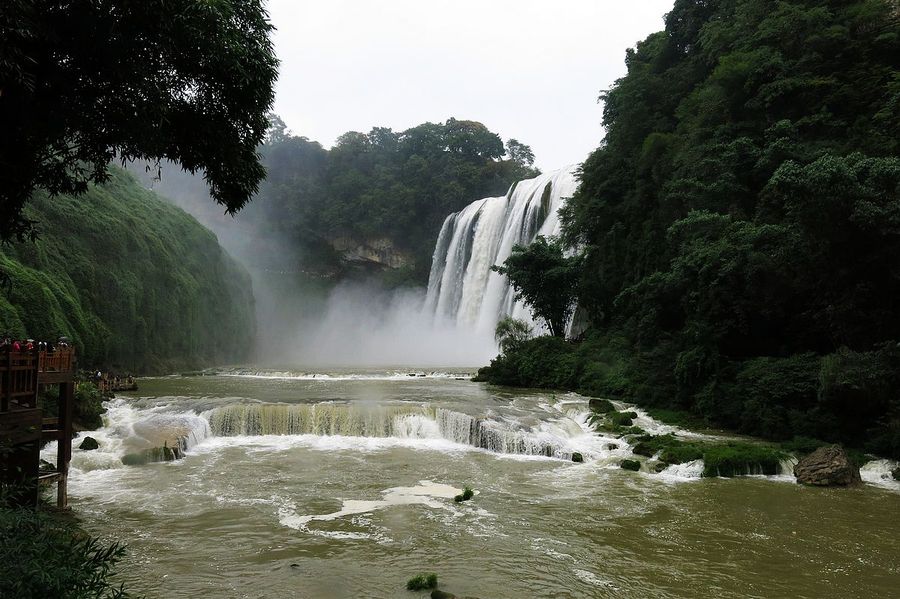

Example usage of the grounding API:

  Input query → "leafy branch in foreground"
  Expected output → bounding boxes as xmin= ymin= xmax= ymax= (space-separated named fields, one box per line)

xmin=0 ymin=0 xmax=278 ymax=241
xmin=0 ymin=505 xmax=138 ymax=598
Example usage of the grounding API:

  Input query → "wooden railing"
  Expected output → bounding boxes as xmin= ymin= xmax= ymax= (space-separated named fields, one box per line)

xmin=1 ymin=347 xmax=76 ymax=508
xmin=38 ymin=348 xmax=75 ymax=373
xmin=0 ymin=348 xmax=75 ymax=411
xmin=1 ymin=351 xmax=38 ymax=411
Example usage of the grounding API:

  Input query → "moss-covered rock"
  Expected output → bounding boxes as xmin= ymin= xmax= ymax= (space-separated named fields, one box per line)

xmin=78 ymin=436 xmax=99 ymax=451
xmin=588 ymin=398 xmax=615 ymax=414
xmin=121 ymin=444 xmax=179 ymax=466
xmin=453 ymin=486 xmax=475 ymax=503
xmin=892 ymin=467 xmax=900 ymax=481
xmin=406 ymin=573 xmax=438 ymax=591
xmin=618 ymin=426 xmax=645 ymax=437
xmin=633 ymin=434 xmax=785 ymax=476
xmin=609 ymin=411 xmax=638 ymax=427
xmin=632 ymin=434 xmax=702 ymax=464
xmin=571 ymin=452 xmax=584 ymax=463
xmin=702 ymin=443 xmax=786 ymax=477
xmin=620 ymin=459 xmax=641 ymax=471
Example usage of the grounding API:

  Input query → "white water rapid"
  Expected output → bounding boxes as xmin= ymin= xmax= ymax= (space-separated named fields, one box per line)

xmin=424 ymin=167 xmax=578 ymax=333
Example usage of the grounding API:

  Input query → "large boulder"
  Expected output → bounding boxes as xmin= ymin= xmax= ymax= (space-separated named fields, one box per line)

xmin=794 ymin=446 xmax=861 ymax=486
xmin=588 ymin=398 xmax=615 ymax=413
xmin=78 ymin=436 xmax=100 ymax=451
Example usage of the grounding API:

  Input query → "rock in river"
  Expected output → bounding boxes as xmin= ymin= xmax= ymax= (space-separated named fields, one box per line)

xmin=79 ymin=436 xmax=100 ymax=451
xmin=794 ymin=446 xmax=861 ymax=486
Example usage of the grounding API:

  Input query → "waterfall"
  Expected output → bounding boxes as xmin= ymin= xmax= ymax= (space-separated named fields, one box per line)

xmin=204 ymin=403 xmax=585 ymax=460
xmin=424 ymin=167 xmax=578 ymax=333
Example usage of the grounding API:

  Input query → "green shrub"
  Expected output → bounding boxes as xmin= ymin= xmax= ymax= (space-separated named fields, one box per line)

xmin=475 ymin=336 xmax=579 ymax=389
xmin=453 ymin=486 xmax=474 ymax=503
xmin=620 ymin=459 xmax=641 ymax=471
xmin=631 ymin=435 xmax=703 ymax=464
xmin=406 ymin=573 xmax=438 ymax=591
xmin=643 ymin=407 xmax=707 ymax=430
xmin=618 ymin=426 xmax=645 ymax=436
xmin=74 ymin=382 xmax=105 ymax=430
xmin=779 ymin=436 xmax=827 ymax=456
xmin=588 ymin=398 xmax=615 ymax=414
xmin=0 ymin=505 xmax=135 ymax=598
xmin=609 ymin=411 xmax=637 ymax=427
xmin=701 ymin=443 xmax=786 ymax=477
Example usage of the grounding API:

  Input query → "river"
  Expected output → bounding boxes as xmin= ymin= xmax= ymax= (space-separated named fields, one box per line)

xmin=43 ymin=369 xmax=900 ymax=598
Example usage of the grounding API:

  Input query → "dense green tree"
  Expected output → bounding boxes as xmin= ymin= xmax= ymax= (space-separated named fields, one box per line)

xmin=484 ymin=0 xmax=900 ymax=458
xmin=0 ymin=0 xmax=278 ymax=241
xmin=494 ymin=316 xmax=534 ymax=355
xmin=245 ymin=118 xmax=540 ymax=283
xmin=493 ymin=236 xmax=581 ymax=337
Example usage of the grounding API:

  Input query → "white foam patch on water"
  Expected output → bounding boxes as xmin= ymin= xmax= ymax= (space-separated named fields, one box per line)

xmin=573 ymin=569 xmax=618 ymax=589
xmin=279 ymin=481 xmax=461 ymax=530
xmin=657 ymin=459 xmax=705 ymax=482
xmin=860 ymin=459 xmax=900 ymax=491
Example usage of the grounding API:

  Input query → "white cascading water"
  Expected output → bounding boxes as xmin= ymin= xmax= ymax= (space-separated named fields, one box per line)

xmin=424 ymin=167 xmax=578 ymax=333
xmin=204 ymin=403 xmax=593 ymax=460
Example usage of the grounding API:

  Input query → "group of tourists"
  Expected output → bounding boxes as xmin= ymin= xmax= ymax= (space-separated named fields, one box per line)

xmin=94 ymin=371 xmax=137 ymax=393
xmin=0 ymin=335 xmax=71 ymax=353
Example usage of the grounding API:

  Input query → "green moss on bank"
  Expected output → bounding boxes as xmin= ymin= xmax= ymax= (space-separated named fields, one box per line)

xmin=476 ymin=332 xmax=900 ymax=460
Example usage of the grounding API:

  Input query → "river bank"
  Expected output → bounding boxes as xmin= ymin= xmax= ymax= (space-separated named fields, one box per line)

xmin=474 ymin=333 xmax=900 ymax=466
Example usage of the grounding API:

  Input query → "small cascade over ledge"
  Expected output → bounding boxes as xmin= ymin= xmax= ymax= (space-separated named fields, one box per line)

xmin=203 ymin=402 xmax=591 ymax=460
xmin=424 ymin=167 xmax=578 ymax=333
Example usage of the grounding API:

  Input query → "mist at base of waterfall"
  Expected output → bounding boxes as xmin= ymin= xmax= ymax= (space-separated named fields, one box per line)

xmin=258 ymin=280 xmax=499 ymax=368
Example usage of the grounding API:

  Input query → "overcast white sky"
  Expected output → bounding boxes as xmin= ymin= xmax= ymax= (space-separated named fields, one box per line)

xmin=267 ymin=0 xmax=674 ymax=171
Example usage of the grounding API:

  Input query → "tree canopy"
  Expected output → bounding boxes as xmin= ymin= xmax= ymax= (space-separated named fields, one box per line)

xmin=0 ymin=0 xmax=278 ymax=241
xmin=246 ymin=118 xmax=540 ymax=282
xmin=484 ymin=0 xmax=900 ymax=458
xmin=493 ymin=236 xmax=581 ymax=337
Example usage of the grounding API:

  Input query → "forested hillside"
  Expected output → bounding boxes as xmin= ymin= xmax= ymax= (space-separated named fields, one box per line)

xmin=0 ymin=167 xmax=255 ymax=373
xmin=260 ymin=118 xmax=539 ymax=281
xmin=483 ymin=0 xmax=900 ymax=458
xmin=142 ymin=118 xmax=539 ymax=285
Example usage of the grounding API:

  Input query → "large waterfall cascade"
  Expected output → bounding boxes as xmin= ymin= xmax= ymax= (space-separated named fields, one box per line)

xmin=424 ymin=167 xmax=578 ymax=333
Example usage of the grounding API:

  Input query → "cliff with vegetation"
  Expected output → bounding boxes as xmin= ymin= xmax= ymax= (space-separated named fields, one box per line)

xmin=0 ymin=167 xmax=255 ymax=373
xmin=480 ymin=0 xmax=900 ymax=460
xmin=138 ymin=118 xmax=540 ymax=286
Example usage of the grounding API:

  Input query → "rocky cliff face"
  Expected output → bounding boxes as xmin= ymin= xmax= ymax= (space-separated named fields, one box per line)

xmin=328 ymin=236 xmax=413 ymax=271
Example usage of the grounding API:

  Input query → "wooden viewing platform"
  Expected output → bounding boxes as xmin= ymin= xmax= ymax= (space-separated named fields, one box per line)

xmin=0 ymin=347 xmax=76 ymax=508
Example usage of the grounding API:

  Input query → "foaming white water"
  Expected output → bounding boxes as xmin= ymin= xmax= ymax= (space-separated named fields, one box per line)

xmin=425 ymin=167 xmax=578 ymax=334
xmin=41 ymin=398 xmax=212 ymax=474
xmin=279 ymin=480 xmax=461 ymax=530
xmin=204 ymin=402 xmax=600 ymax=461
xmin=860 ymin=459 xmax=900 ymax=490
xmin=658 ymin=459 xmax=705 ymax=481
